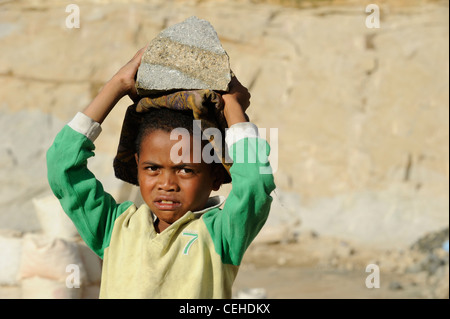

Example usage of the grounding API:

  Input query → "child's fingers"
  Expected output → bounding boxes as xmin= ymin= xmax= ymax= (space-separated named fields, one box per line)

xmin=126 ymin=46 xmax=147 ymax=70
xmin=126 ymin=46 xmax=147 ymax=80
xmin=133 ymin=45 xmax=148 ymax=61
xmin=133 ymin=46 xmax=148 ymax=71
xmin=230 ymin=77 xmax=251 ymax=110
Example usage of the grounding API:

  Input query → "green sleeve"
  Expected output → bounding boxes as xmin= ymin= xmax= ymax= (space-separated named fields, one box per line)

xmin=203 ymin=137 xmax=276 ymax=266
xmin=46 ymin=125 xmax=133 ymax=258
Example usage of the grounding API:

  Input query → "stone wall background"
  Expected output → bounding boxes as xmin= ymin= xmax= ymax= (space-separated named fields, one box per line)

xmin=0 ymin=0 xmax=448 ymax=251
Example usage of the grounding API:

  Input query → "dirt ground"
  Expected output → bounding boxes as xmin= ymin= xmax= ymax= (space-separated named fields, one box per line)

xmin=232 ymin=231 xmax=449 ymax=299
xmin=234 ymin=266 xmax=424 ymax=299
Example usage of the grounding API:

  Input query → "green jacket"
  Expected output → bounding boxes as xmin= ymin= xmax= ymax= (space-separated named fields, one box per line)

xmin=46 ymin=112 xmax=275 ymax=298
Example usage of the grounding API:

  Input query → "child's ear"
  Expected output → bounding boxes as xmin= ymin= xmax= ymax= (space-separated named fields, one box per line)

xmin=134 ymin=153 xmax=140 ymax=185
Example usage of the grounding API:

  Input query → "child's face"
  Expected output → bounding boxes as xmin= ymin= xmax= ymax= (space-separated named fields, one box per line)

xmin=135 ymin=129 xmax=221 ymax=232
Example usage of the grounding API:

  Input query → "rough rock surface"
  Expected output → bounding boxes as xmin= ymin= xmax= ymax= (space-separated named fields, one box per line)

xmin=136 ymin=16 xmax=231 ymax=96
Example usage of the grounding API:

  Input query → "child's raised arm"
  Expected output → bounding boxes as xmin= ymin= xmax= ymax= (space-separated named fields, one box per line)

xmin=46 ymin=47 xmax=146 ymax=258
xmin=222 ymin=76 xmax=251 ymax=126
xmin=83 ymin=46 xmax=146 ymax=124
xmin=203 ymin=76 xmax=276 ymax=266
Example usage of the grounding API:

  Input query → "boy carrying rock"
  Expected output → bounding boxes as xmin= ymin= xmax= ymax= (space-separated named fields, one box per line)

xmin=46 ymin=17 xmax=275 ymax=298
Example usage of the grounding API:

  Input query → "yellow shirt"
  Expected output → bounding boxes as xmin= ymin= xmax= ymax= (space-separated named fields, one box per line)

xmin=100 ymin=198 xmax=239 ymax=298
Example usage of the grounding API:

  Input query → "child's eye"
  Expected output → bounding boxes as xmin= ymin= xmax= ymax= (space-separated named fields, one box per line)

xmin=146 ymin=166 xmax=159 ymax=172
xmin=179 ymin=168 xmax=194 ymax=175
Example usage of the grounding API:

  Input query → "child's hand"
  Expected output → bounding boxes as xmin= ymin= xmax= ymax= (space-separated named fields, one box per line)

xmin=82 ymin=46 xmax=146 ymax=124
xmin=113 ymin=46 xmax=147 ymax=102
xmin=222 ymin=75 xmax=251 ymax=126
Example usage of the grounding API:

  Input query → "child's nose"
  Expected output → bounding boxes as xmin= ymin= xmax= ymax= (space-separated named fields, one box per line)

xmin=157 ymin=171 xmax=179 ymax=191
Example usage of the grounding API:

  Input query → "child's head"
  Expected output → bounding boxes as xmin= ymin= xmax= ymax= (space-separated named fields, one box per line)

xmin=134 ymin=108 xmax=226 ymax=232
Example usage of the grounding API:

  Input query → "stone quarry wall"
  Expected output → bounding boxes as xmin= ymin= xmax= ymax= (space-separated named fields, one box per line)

xmin=0 ymin=0 xmax=448 ymax=251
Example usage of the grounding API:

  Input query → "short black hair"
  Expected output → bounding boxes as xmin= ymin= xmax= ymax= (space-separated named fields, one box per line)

xmin=135 ymin=108 xmax=195 ymax=155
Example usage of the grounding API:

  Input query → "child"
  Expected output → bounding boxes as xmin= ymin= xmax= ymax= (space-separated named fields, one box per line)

xmin=46 ymin=47 xmax=276 ymax=298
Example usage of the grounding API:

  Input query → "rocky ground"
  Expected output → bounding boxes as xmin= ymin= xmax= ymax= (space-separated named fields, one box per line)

xmin=0 ymin=0 xmax=448 ymax=298
xmin=234 ymin=227 xmax=449 ymax=298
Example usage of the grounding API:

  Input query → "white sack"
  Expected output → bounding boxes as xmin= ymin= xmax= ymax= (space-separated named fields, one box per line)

xmin=0 ymin=230 xmax=23 ymax=285
xmin=21 ymin=277 xmax=82 ymax=299
xmin=32 ymin=195 xmax=79 ymax=240
xmin=18 ymin=234 xmax=87 ymax=284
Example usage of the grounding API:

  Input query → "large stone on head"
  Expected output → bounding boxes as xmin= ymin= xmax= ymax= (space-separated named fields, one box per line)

xmin=136 ymin=16 xmax=232 ymax=96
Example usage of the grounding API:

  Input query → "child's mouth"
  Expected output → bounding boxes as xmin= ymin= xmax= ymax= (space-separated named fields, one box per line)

xmin=154 ymin=200 xmax=182 ymax=210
